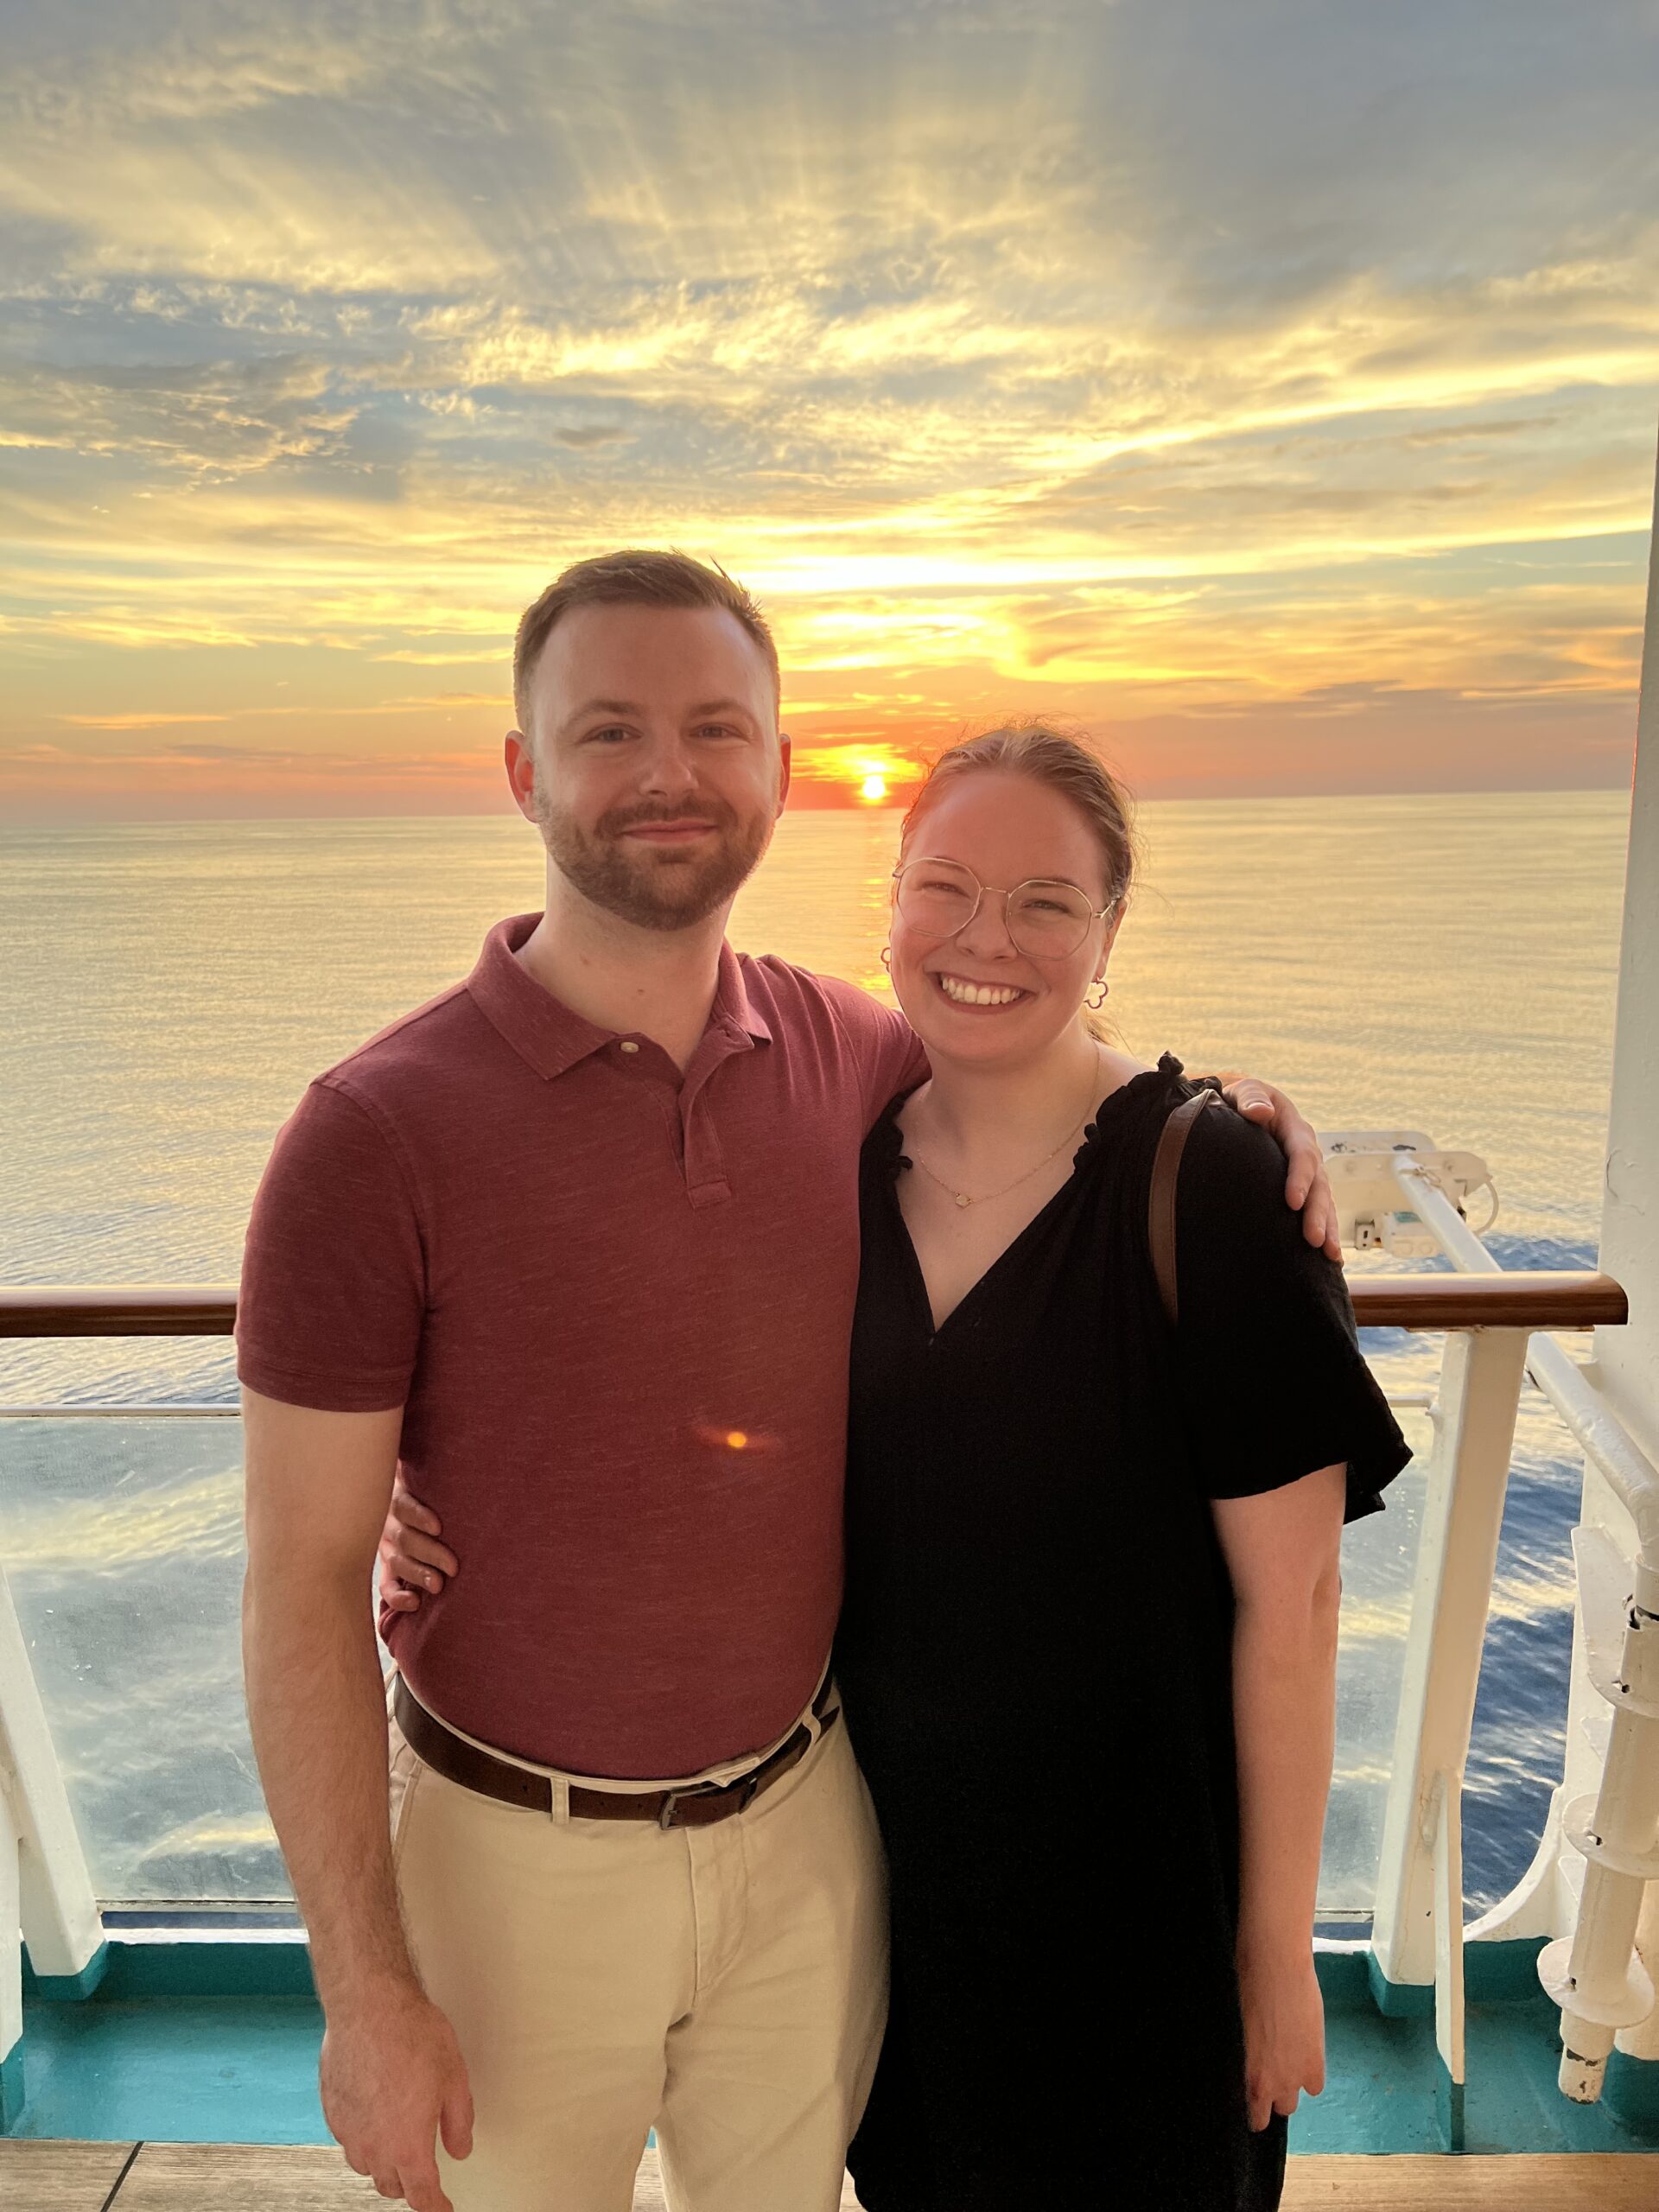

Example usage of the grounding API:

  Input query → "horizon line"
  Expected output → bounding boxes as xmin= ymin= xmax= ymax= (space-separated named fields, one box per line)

xmin=0 ymin=779 xmax=1634 ymax=833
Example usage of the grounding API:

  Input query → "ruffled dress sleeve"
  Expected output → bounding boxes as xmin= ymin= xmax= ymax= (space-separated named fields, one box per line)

xmin=1169 ymin=1091 xmax=1412 ymax=1522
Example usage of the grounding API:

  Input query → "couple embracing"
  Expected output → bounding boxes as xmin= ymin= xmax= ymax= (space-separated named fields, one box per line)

xmin=238 ymin=550 xmax=1408 ymax=2212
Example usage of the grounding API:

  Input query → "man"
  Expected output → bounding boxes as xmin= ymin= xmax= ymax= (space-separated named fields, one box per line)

xmin=239 ymin=550 xmax=1338 ymax=2212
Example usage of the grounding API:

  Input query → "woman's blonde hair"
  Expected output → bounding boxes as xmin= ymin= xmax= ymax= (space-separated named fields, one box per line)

xmin=898 ymin=722 xmax=1137 ymax=1039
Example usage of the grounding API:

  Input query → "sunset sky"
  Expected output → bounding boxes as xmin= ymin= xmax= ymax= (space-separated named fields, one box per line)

xmin=3 ymin=1 xmax=1658 ymax=817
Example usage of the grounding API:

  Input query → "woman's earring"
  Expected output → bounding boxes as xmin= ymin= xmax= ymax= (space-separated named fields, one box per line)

xmin=1086 ymin=976 xmax=1109 ymax=1009
xmin=880 ymin=945 xmax=893 ymax=970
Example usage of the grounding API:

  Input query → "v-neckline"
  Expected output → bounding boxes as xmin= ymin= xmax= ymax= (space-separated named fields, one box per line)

xmin=889 ymin=1162 xmax=1084 ymax=1342
xmin=877 ymin=1055 xmax=1185 ymax=1345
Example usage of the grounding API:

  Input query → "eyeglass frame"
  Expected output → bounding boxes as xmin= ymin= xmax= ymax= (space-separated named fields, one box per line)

xmin=889 ymin=857 xmax=1119 ymax=960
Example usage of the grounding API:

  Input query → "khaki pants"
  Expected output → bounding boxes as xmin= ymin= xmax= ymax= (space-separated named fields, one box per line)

xmin=389 ymin=1681 xmax=887 ymax=2212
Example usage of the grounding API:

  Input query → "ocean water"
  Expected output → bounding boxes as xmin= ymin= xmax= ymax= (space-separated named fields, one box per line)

xmin=0 ymin=791 xmax=1632 ymax=1915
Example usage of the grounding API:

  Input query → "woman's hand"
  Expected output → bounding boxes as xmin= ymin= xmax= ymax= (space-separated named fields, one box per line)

xmin=378 ymin=1481 xmax=459 ymax=1617
xmin=1237 ymin=1948 xmax=1325 ymax=2130
xmin=1214 ymin=1072 xmax=1342 ymax=1261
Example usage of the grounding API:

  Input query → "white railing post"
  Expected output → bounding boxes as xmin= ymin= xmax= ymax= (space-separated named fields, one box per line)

xmin=1370 ymin=1323 xmax=1530 ymax=2088
xmin=1432 ymin=1770 xmax=1467 ymax=2146
xmin=0 ymin=1565 xmax=105 ymax=2131
xmin=0 ymin=1757 xmax=20 ymax=2133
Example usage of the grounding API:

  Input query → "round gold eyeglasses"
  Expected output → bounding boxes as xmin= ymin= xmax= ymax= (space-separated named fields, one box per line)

xmin=892 ymin=859 xmax=1116 ymax=959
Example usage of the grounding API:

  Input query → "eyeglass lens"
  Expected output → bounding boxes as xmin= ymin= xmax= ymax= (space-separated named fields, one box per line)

xmin=896 ymin=861 xmax=1094 ymax=956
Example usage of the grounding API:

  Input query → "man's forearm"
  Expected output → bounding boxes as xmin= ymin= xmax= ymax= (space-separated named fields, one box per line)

xmin=1231 ymin=1591 xmax=1339 ymax=1964
xmin=244 ymin=1569 xmax=416 ymax=2013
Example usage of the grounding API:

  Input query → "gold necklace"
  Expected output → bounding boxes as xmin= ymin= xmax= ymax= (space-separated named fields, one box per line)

xmin=906 ymin=1046 xmax=1103 ymax=1209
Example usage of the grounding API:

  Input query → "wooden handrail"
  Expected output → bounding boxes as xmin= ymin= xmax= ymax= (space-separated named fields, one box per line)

xmin=1351 ymin=1270 xmax=1627 ymax=1330
xmin=1353 ymin=1265 xmax=1628 ymax=1327
xmin=0 ymin=1286 xmax=238 ymax=1337
xmin=0 ymin=1271 xmax=1630 ymax=1338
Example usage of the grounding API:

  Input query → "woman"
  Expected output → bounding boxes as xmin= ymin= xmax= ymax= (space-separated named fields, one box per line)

xmin=383 ymin=727 xmax=1409 ymax=2209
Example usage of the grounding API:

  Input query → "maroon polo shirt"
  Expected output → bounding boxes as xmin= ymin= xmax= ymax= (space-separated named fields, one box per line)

xmin=236 ymin=913 xmax=923 ymax=1778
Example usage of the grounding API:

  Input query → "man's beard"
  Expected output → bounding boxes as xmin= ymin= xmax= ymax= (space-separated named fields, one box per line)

xmin=532 ymin=785 xmax=776 ymax=931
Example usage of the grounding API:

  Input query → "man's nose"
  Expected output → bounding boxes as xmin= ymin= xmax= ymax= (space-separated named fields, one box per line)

xmin=636 ymin=735 xmax=700 ymax=799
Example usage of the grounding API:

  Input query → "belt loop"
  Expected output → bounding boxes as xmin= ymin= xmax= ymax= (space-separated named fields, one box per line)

xmin=548 ymin=1773 xmax=570 ymax=1825
xmin=808 ymin=1663 xmax=837 ymax=1745
xmin=804 ymin=1679 xmax=834 ymax=1749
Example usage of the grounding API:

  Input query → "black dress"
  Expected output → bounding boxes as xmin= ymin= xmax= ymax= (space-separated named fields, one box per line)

xmin=836 ymin=1058 xmax=1411 ymax=2212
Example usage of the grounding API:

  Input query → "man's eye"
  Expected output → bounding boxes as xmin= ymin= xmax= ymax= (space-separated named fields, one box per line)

xmin=586 ymin=727 xmax=633 ymax=744
xmin=694 ymin=723 xmax=742 ymax=741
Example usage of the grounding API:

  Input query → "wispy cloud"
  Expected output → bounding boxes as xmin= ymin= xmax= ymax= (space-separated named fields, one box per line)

xmin=2 ymin=1 xmax=1656 ymax=813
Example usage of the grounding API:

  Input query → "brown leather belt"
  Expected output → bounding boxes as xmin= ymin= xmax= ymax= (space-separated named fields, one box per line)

xmin=392 ymin=1675 xmax=839 ymax=1828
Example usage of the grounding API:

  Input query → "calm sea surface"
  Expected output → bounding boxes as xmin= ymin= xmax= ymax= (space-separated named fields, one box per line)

xmin=0 ymin=792 xmax=1632 ymax=1915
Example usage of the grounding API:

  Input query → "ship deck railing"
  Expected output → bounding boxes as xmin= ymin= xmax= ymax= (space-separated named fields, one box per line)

xmin=2 ymin=1261 xmax=1656 ymax=2166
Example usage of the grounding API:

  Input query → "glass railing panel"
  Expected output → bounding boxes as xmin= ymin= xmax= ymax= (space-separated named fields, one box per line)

xmin=0 ymin=1412 xmax=290 ymax=1906
xmin=1318 ymin=1343 xmax=1431 ymax=1920
xmin=0 ymin=1355 xmax=1580 ymax=1922
xmin=1313 ymin=1346 xmax=1584 ymax=1920
xmin=1462 ymin=1376 xmax=1581 ymax=1916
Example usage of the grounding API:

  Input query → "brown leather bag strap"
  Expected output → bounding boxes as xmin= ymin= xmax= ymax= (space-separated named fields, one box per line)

xmin=1148 ymin=1089 xmax=1219 ymax=1328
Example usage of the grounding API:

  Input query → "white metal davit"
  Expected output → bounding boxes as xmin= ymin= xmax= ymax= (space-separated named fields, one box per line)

xmin=1536 ymin=423 xmax=1659 ymax=2106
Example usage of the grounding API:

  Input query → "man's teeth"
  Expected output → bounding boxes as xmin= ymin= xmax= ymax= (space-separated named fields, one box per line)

xmin=938 ymin=974 xmax=1024 ymax=1007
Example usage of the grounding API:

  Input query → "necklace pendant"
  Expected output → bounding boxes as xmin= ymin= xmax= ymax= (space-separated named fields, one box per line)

xmin=954 ymin=1192 xmax=971 ymax=1208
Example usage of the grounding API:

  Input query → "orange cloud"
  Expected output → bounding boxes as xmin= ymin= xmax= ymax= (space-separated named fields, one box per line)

xmin=1 ymin=7 xmax=1654 ymax=817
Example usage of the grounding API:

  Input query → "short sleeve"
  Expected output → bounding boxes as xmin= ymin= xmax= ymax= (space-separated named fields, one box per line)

xmin=818 ymin=976 xmax=930 ymax=1132
xmin=1172 ymin=1103 xmax=1411 ymax=1522
xmin=235 ymin=1077 xmax=425 ymax=1413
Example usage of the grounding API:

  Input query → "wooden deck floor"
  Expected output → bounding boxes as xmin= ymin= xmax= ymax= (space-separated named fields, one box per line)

xmin=3 ymin=2142 xmax=1656 ymax=2209
xmin=3 ymin=2141 xmax=1659 ymax=2212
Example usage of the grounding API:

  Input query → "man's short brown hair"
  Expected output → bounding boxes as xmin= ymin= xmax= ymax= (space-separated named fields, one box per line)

xmin=512 ymin=550 xmax=781 ymax=734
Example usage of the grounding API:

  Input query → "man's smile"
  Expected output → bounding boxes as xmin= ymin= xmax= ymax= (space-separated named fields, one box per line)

xmin=620 ymin=821 xmax=718 ymax=845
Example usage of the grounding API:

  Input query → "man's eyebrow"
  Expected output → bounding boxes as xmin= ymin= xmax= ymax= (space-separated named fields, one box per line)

xmin=559 ymin=696 xmax=761 ymax=730
xmin=686 ymin=697 xmax=760 ymax=722
xmin=560 ymin=697 xmax=642 ymax=729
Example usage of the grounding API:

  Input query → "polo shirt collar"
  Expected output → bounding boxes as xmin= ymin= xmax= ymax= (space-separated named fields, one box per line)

xmin=467 ymin=913 xmax=770 ymax=1079
xmin=716 ymin=940 xmax=772 ymax=1048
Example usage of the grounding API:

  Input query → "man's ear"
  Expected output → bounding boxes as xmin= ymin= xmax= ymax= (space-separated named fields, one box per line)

xmin=775 ymin=730 xmax=792 ymax=815
xmin=505 ymin=729 xmax=537 ymax=821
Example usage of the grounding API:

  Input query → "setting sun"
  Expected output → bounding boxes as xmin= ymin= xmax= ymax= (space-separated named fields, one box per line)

xmin=860 ymin=774 xmax=888 ymax=803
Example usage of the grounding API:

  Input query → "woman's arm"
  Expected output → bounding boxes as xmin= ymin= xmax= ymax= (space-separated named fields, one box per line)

xmin=1209 ymin=1073 xmax=1341 ymax=1259
xmin=378 ymin=1483 xmax=458 ymax=1615
xmin=1211 ymin=1462 xmax=1347 ymax=2128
